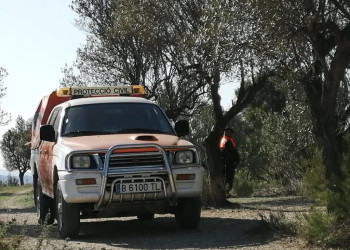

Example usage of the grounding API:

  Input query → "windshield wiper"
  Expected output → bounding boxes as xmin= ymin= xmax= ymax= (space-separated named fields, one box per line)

xmin=62 ymin=130 xmax=115 ymax=137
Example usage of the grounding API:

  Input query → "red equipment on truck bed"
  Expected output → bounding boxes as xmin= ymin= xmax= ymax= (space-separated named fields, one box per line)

xmin=31 ymin=91 xmax=69 ymax=149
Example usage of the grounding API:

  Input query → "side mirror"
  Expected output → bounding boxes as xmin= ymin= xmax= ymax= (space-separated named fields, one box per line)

xmin=175 ymin=120 xmax=190 ymax=137
xmin=40 ymin=124 xmax=56 ymax=142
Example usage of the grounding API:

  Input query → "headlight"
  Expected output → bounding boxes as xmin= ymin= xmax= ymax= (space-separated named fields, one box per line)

xmin=175 ymin=151 xmax=194 ymax=164
xmin=72 ymin=155 xmax=91 ymax=168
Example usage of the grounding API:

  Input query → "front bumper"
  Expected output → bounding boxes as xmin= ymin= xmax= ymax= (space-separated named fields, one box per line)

xmin=58 ymin=143 xmax=205 ymax=208
xmin=58 ymin=166 xmax=205 ymax=204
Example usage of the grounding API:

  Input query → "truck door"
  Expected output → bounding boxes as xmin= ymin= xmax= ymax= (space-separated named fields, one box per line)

xmin=39 ymin=109 xmax=61 ymax=196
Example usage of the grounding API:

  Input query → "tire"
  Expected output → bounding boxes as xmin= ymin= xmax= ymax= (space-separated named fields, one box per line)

xmin=56 ymin=183 xmax=80 ymax=239
xmin=137 ymin=213 xmax=155 ymax=221
xmin=175 ymin=197 xmax=201 ymax=229
xmin=33 ymin=176 xmax=37 ymax=206
xmin=36 ymin=181 xmax=54 ymax=225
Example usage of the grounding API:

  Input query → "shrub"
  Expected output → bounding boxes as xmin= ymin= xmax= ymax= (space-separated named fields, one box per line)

xmin=303 ymin=146 xmax=350 ymax=217
xmin=326 ymin=150 xmax=350 ymax=218
xmin=259 ymin=210 xmax=297 ymax=236
xmin=6 ymin=176 xmax=18 ymax=187
xmin=0 ymin=216 xmax=53 ymax=250
xmin=0 ymin=218 xmax=22 ymax=250
xmin=300 ymin=145 xmax=350 ymax=248
xmin=297 ymin=208 xmax=350 ymax=248
xmin=35 ymin=214 xmax=52 ymax=250
xmin=302 ymin=147 xmax=328 ymax=204
xmin=232 ymin=168 xmax=254 ymax=197
xmin=298 ymin=209 xmax=335 ymax=245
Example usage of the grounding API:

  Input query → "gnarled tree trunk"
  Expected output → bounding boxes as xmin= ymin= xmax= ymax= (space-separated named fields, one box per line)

xmin=204 ymin=67 xmax=270 ymax=207
xmin=205 ymin=130 xmax=227 ymax=206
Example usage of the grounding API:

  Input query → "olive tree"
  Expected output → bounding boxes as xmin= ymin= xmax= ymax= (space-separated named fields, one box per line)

xmin=252 ymin=0 xmax=350 ymax=198
xmin=1 ymin=116 xmax=31 ymax=185
xmin=63 ymin=0 xmax=208 ymax=121
xmin=156 ymin=0 xmax=274 ymax=205
xmin=240 ymin=80 xmax=314 ymax=193
xmin=67 ymin=0 xmax=277 ymax=206
xmin=0 ymin=67 xmax=10 ymax=125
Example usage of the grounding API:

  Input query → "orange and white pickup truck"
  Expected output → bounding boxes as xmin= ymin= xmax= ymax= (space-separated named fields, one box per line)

xmin=30 ymin=85 xmax=205 ymax=238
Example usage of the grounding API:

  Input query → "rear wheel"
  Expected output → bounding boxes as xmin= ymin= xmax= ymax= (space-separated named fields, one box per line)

xmin=56 ymin=183 xmax=80 ymax=239
xmin=33 ymin=176 xmax=37 ymax=206
xmin=175 ymin=197 xmax=201 ymax=229
xmin=36 ymin=181 xmax=54 ymax=225
xmin=137 ymin=213 xmax=155 ymax=221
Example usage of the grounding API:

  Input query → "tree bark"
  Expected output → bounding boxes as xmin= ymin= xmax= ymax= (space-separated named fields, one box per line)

xmin=205 ymin=130 xmax=227 ymax=206
xmin=303 ymin=24 xmax=350 ymax=190
xmin=204 ymin=68 xmax=269 ymax=207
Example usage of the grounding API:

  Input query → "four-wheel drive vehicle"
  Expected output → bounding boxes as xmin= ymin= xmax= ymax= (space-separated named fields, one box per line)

xmin=30 ymin=85 xmax=205 ymax=238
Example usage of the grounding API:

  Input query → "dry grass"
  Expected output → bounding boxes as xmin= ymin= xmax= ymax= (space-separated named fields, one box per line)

xmin=0 ymin=185 xmax=33 ymax=210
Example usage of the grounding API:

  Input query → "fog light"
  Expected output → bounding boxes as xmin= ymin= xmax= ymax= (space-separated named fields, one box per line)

xmin=176 ymin=174 xmax=195 ymax=180
xmin=75 ymin=178 xmax=96 ymax=185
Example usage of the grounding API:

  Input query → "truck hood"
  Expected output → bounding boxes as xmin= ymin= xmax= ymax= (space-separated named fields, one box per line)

xmin=60 ymin=133 xmax=192 ymax=151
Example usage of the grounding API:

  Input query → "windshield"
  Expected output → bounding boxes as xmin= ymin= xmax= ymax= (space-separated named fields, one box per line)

xmin=61 ymin=103 xmax=175 ymax=137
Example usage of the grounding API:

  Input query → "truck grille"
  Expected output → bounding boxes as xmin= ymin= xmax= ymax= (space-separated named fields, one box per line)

xmin=99 ymin=152 xmax=165 ymax=169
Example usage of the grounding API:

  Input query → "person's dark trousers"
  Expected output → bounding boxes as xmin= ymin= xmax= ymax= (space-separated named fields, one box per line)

xmin=225 ymin=162 xmax=236 ymax=193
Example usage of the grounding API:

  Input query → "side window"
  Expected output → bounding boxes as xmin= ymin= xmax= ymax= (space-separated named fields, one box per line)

xmin=53 ymin=109 xmax=62 ymax=132
xmin=48 ymin=110 xmax=58 ymax=126
xmin=47 ymin=108 xmax=62 ymax=132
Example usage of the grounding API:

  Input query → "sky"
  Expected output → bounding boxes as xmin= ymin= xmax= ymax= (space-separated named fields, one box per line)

xmin=0 ymin=1 xmax=86 ymax=171
xmin=0 ymin=1 xmax=236 ymax=172
xmin=0 ymin=1 xmax=86 ymax=121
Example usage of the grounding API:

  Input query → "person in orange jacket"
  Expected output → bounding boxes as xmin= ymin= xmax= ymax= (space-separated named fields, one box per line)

xmin=220 ymin=127 xmax=240 ymax=194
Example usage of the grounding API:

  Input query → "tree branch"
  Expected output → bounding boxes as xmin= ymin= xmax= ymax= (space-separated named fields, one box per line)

xmin=330 ymin=0 xmax=350 ymax=20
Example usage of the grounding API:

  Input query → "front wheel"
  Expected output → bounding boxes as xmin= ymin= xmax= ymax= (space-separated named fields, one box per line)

xmin=36 ymin=181 xmax=54 ymax=225
xmin=175 ymin=197 xmax=201 ymax=229
xmin=56 ymin=183 xmax=80 ymax=239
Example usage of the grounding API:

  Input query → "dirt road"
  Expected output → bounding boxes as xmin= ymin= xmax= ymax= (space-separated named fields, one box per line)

xmin=0 ymin=196 xmax=317 ymax=250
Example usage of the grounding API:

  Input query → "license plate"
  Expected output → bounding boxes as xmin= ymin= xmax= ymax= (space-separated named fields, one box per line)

xmin=116 ymin=182 xmax=162 ymax=194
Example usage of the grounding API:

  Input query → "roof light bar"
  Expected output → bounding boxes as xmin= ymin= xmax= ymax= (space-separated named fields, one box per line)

xmin=57 ymin=85 xmax=145 ymax=97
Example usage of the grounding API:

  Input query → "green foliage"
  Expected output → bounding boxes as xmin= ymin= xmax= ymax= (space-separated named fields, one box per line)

xmin=326 ymin=155 xmax=350 ymax=219
xmin=6 ymin=176 xmax=18 ymax=187
xmin=303 ymin=145 xmax=350 ymax=218
xmin=232 ymin=168 xmax=254 ymax=197
xmin=0 ymin=221 xmax=11 ymax=250
xmin=240 ymin=80 xmax=312 ymax=195
xmin=67 ymin=0 xmax=214 ymax=122
xmin=0 ymin=185 xmax=53 ymax=249
xmin=298 ymin=209 xmax=336 ymax=246
xmin=34 ymin=214 xmax=52 ymax=250
xmin=0 ymin=67 xmax=10 ymax=125
xmin=0 ymin=219 xmax=23 ymax=250
xmin=300 ymin=144 xmax=350 ymax=247
xmin=296 ymin=208 xmax=350 ymax=248
xmin=302 ymin=148 xmax=328 ymax=204
xmin=259 ymin=211 xmax=296 ymax=236
xmin=188 ymin=103 xmax=215 ymax=153
xmin=0 ymin=217 xmax=53 ymax=250
xmin=0 ymin=185 xmax=34 ymax=210
xmin=1 ymin=116 xmax=31 ymax=185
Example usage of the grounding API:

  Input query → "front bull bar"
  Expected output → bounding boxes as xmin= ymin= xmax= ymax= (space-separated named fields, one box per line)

xmin=94 ymin=143 xmax=177 ymax=210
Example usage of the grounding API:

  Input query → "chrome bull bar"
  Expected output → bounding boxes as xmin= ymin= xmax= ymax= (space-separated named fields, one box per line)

xmin=94 ymin=143 xmax=177 ymax=210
